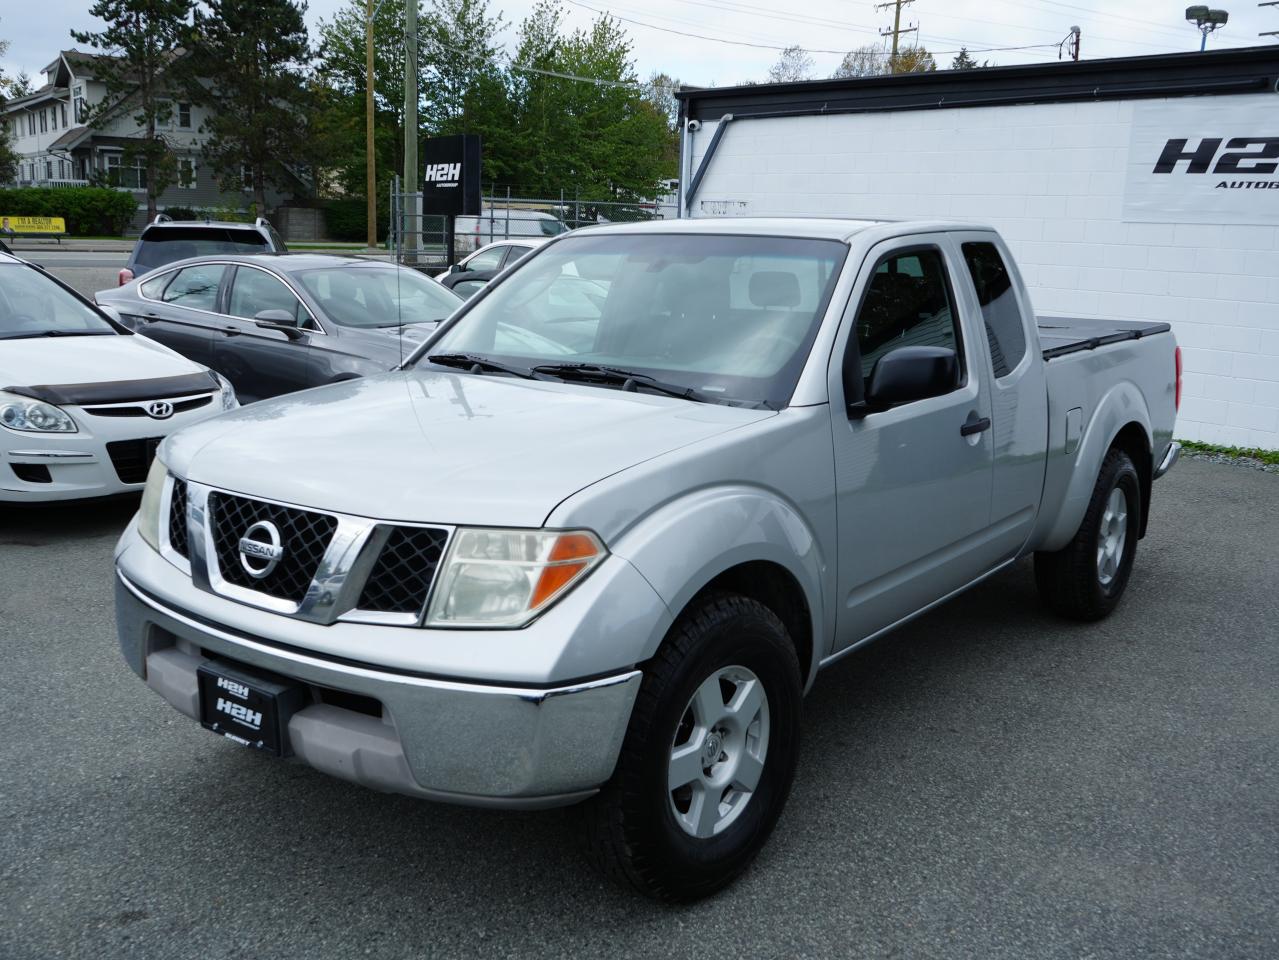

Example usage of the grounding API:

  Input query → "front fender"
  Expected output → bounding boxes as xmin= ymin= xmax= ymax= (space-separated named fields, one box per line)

xmin=1038 ymin=378 xmax=1152 ymax=553
xmin=607 ymin=485 xmax=829 ymax=691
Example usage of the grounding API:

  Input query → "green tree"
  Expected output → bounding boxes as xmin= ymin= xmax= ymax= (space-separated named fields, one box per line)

xmin=421 ymin=0 xmax=514 ymax=184
xmin=184 ymin=0 xmax=311 ymax=213
xmin=950 ymin=47 xmax=986 ymax=70
xmin=0 ymin=25 xmax=20 ymax=183
xmin=313 ymin=0 xmax=420 ymax=204
xmin=71 ymin=0 xmax=193 ymax=219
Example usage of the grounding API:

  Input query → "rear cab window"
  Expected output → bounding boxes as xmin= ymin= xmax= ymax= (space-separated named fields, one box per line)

xmin=960 ymin=241 xmax=1026 ymax=378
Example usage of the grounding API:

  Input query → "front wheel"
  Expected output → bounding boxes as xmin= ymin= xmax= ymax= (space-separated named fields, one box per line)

xmin=580 ymin=593 xmax=802 ymax=902
xmin=1034 ymin=447 xmax=1141 ymax=621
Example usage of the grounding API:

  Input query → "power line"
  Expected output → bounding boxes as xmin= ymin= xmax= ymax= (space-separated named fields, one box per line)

xmin=565 ymin=0 xmax=1059 ymax=58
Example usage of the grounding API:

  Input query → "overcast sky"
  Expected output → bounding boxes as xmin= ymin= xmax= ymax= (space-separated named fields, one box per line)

xmin=2 ymin=0 xmax=1275 ymax=91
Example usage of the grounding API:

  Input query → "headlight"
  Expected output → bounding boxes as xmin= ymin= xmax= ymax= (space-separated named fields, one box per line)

xmin=0 ymin=391 xmax=77 ymax=433
xmin=425 ymin=528 xmax=605 ymax=627
xmin=211 ymin=372 xmax=237 ymax=411
xmin=137 ymin=458 xmax=169 ymax=553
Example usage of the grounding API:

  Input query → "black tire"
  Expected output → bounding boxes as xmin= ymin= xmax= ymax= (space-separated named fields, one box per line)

xmin=580 ymin=592 xmax=802 ymax=902
xmin=1034 ymin=447 xmax=1141 ymax=621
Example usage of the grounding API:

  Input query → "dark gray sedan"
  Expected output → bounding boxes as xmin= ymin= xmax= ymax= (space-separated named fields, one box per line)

xmin=94 ymin=254 xmax=462 ymax=403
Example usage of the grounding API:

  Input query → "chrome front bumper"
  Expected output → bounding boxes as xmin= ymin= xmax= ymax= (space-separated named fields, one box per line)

xmin=115 ymin=571 xmax=641 ymax=808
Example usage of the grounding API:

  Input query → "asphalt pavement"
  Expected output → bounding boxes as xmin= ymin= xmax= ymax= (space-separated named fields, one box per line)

xmin=1 ymin=458 xmax=1275 ymax=959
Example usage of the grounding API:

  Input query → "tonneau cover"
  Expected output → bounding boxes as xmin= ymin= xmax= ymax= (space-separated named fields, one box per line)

xmin=1037 ymin=316 xmax=1172 ymax=360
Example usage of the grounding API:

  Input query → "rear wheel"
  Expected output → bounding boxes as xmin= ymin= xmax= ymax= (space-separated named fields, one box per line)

xmin=1034 ymin=447 xmax=1141 ymax=621
xmin=580 ymin=593 xmax=802 ymax=902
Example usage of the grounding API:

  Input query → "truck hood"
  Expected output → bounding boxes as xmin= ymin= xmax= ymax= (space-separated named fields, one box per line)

xmin=0 ymin=333 xmax=204 ymax=390
xmin=166 ymin=371 xmax=774 ymax=527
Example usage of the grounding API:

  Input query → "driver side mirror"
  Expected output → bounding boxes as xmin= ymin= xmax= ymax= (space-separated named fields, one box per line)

xmin=848 ymin=346 xmax=958 ymax=418
xmin=254 ymin=309 xmax=304 ymax=340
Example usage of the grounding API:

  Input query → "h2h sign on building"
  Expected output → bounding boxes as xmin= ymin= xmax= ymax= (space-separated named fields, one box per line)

xmin=421 ymin=134 xmax=482 ymax=217
xmin=1123 ymin=99 xmax=1278 ymax=225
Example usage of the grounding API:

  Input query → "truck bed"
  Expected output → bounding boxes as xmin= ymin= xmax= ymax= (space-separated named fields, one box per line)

xmin=1037 ymin=317 xmax=1172 ymax=361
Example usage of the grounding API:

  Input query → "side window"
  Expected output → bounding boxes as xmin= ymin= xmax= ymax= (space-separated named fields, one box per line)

xmin=161 ymin=264 xmax=225 ymax=312
xmin=961 ymin=241 xmax=1026 ymax=378
xmin=228 ymin=268 xmax=301 ymax=322
xmin=506 ymin=245 xmax=533 ymax=265
xmin=465 ymin=246 xmax=507 ymax=272
xmin=855 ymin=248 xmax=961 ymax=381
xmin=139 ymin=273 xmax=172 ymax=300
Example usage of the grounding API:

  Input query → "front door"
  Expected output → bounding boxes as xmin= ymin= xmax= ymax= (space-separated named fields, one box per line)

xmin=827 ymin=238 xmax=997 ymax=653
xmin=215 ymin=265 xmax=317 ymax=402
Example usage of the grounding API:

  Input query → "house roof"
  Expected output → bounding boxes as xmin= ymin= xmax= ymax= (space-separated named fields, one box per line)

xmin=48 ymin=126 xmax=93 ymax=152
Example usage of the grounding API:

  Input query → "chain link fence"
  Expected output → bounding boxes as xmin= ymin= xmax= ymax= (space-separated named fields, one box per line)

xmin=389 ymin=178 xmax=678 ymax=271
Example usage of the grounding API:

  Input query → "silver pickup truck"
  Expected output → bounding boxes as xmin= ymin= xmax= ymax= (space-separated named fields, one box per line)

xmin=114 ymin=218 xmax=1180 ymax=901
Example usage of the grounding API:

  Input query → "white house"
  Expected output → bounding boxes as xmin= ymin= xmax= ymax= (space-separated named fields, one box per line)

xmin=2 ymin=50 xmax=300 ymax=223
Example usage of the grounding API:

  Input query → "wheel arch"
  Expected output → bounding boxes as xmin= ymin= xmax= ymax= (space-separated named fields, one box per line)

xmin=609 ymin=486 xmax=829 ymax=692
xmin=1038 ymin=379 xmax=1154 ymax=553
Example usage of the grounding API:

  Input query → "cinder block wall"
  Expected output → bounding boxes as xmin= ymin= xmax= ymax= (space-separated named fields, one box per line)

xmin=687 ymin=95 xmax=1279 ymax=450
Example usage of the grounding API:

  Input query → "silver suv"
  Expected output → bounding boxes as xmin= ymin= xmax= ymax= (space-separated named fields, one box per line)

xmin=118 ymin=215 xmax=286 ymax=286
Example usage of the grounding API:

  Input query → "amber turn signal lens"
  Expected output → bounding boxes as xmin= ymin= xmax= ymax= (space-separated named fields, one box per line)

xmin=530 ymin=534 xmax=601 ymax=610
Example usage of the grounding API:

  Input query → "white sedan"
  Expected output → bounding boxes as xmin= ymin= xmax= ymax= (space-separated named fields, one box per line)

xmin=1 ymin=252 xmax=235 ymax=502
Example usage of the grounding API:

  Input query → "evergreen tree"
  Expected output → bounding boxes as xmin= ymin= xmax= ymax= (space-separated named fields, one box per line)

xmin=71 ymin=0 xmax=193 ymax=219
xmin=0 ymin=26 xmax=20 ymax=183
xmin=951 ymin=47 xmax=985 ymax=70
xmin=184 ymin=0 xmax=312 ymax=214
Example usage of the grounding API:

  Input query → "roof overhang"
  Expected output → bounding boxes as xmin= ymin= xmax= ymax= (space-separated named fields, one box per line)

xmin=677 ymin=45 xmax=1279 ymax=122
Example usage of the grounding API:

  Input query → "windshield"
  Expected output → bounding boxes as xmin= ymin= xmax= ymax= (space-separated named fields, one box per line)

xmin=417 ymin=232 xmax=847 ymax=407
xmin=296 ymin=264 xmax=461 ymax=328
xmin=0 ymin=264 xmax=116 ymax=339
xmin=134 ymin=227 xmax=269 ymax=271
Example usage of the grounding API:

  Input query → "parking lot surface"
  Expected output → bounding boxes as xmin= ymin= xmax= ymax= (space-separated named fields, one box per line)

xmin=1 ymin=458 xmax=1275 ymax=960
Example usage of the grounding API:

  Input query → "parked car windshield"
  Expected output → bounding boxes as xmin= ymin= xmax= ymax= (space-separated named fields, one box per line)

xmin=0 ymin=263 xmax=116 ymax=339
xmin=417 ymin=232 xmax=847 ymax=408
xmin=296 ymin=264 xmax=462 ymax=328
xmin=134 ymin=227 xmax=270 ymax=271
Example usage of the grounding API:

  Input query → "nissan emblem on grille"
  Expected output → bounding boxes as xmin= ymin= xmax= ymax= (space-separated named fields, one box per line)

xmin=147 ymin=400 xmax=175 ymax=419
xmin=238 ymin=520 xmax=285 ymax=578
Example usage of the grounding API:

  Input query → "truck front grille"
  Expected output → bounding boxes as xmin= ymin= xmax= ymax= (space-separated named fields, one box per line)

xmin=169 ymin=479 xmax=189 ymax=558
xmin=357 ymin=525 xmax=449 ymax=615
xmin=208 ymin=492 xmax=337 ymax=604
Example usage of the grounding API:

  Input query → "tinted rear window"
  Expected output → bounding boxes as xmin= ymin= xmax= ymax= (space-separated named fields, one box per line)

xmin=134 ymin=227 xmax=268 ymax=271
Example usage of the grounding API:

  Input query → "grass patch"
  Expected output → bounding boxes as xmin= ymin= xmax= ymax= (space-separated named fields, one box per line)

xmin=1178 ymin=439 xmax=1279 ymax=465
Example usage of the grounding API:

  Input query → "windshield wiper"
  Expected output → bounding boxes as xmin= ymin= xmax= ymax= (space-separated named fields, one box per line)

xmin=426 ymin=353 xmax=545 ymax=380
xmin=0 ymin=330 xmax=114 ymax=340
xmin=531 ymin=363 xmax=714 ymax=404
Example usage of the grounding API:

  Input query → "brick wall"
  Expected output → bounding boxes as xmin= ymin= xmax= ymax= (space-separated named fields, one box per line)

xmin=686 ymin=93 xmax=1279 ymax=450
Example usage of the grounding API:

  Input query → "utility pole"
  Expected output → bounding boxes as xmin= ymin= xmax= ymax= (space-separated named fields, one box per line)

xmin=875 ymin=0 xmax=917 ymax=68
xmin=365 ymin=0 xmax=376 ymax=250
xmin=403 ymin=0 xmax=419 ymax=260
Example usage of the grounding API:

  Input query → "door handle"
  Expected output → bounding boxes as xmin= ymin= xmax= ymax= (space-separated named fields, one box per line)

xmin=960 ymin=415 xmax=991 ymax=437
xmin=222 ymin=326 xmax=241 ymax=337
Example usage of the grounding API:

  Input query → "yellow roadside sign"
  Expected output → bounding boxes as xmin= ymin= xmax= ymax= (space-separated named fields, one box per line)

xmin=0 ymin=215 xmax=68 ymax=235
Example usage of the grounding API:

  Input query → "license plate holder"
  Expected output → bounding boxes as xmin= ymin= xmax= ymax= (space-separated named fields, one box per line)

xmin=197 ymin=660 xmax=305 ymax=757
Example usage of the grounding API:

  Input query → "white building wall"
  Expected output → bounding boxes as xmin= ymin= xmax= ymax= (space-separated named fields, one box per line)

xmin=686 ymin=93 xmax=1279 ymax=450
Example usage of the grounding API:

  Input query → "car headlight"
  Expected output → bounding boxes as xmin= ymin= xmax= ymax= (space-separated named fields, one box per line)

xmin=0 ymin=391 xmax=77 ymax=433
xmin=212 ymin=372 xmax=237 ymax=411
xmin=137 ymin=458 xmax=169 ymax=553
xmin=425 ymin=528 xmax=606 ymax=627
